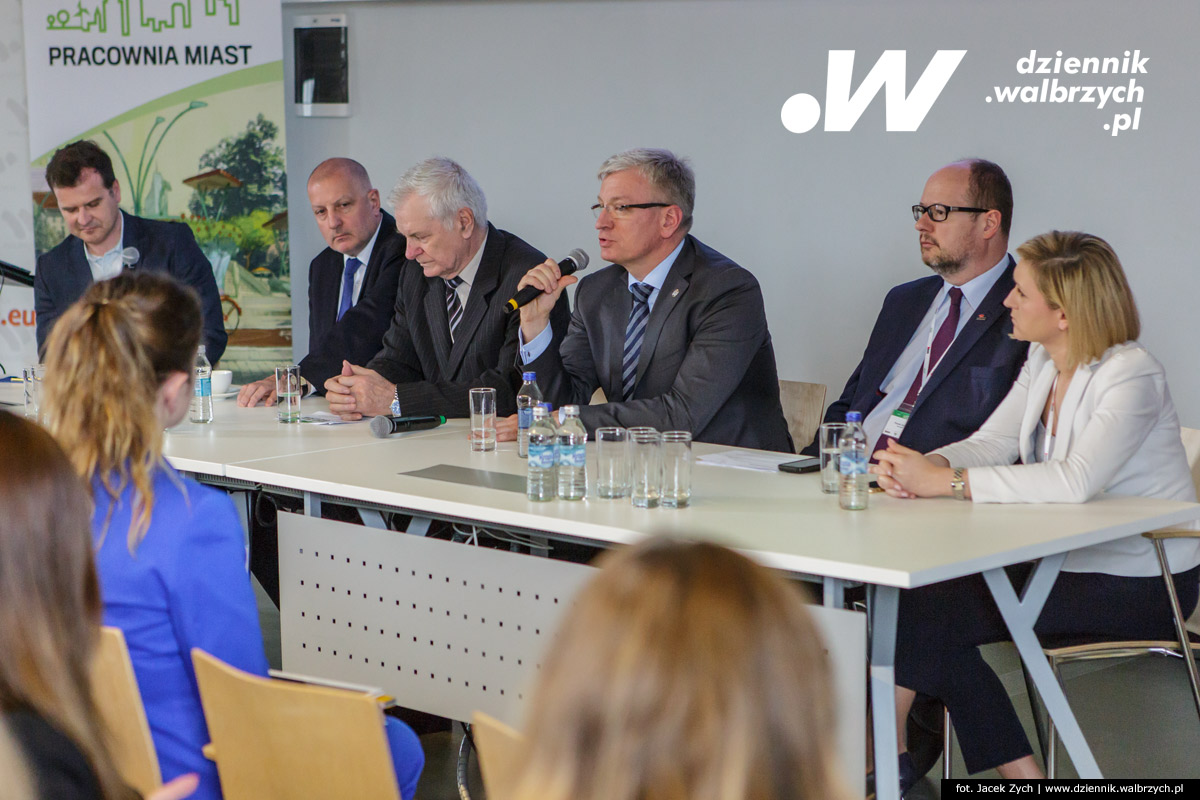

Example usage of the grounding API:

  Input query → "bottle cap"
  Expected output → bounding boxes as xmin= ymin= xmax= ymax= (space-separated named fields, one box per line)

xmin=539 ymin=402 xmax=553 ymax=411
xmin=522 ymin=372 xmax=537 ymax=381
xmin=532 ymin=405 xmax=549 ymax=418
xmin=846 ymin=411 xmax=863 ymax=423
xmin=561 ymin=405 xmax=580 ymax=416
xmin=198 ymin=345 xmax=206 ymax=354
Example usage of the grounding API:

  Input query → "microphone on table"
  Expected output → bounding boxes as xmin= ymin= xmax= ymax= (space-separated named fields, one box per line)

xmin=121 ymin=247 xmax=140 ymax=269
xmin=502 ymin=249 xmax=589 ymax=313
xmin=370 ymin=414 xmax=447 ymax=439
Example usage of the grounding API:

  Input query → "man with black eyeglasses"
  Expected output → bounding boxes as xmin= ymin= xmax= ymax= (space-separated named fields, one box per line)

xmin=806 ymin=158 xmax=1028 ymax=789
xmin=505 ymin=147 xmax=791 ymax=451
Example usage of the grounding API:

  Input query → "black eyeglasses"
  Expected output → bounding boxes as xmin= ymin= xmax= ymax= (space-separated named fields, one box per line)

xmin=591 ymin=202 xmax=670 ymax=220
xmin=912 ymin=203 xmax=990 ymax=222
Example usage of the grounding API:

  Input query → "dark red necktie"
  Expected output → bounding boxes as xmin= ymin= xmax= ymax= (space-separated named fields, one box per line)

xmin=872 ymin=287 xmax=963 ymax=458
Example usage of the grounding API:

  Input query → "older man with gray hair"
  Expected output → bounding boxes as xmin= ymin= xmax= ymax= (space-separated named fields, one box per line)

xmin=510 ymin=148 xmax=791 ymax=451
xmin=321 ymin=156 xmax=569 ymax=418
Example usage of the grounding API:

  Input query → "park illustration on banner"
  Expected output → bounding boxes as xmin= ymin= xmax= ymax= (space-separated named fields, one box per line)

xmin=27 ymin=0 xmax=288 ymax=382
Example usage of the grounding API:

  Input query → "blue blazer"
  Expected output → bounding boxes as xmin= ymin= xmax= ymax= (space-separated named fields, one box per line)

xmin=35 ymin=211 xmax=228 ymax=362
xmin=93 ymin=467 xmax=267 ymax=800
xmin=811 ymin=259 xmax=1028 ymax=455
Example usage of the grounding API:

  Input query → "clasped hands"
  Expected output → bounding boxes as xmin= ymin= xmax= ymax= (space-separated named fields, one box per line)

xmin=870 ymin=442 xmax=956 ymax=499
xmin=322 ymin=361 xmax=395 ymax=420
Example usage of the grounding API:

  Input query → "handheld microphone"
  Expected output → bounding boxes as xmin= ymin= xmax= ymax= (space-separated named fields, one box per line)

xmin=121 ymin=247 xmax=140 ymax=269
xmin=0 ymin=258 xmax=34 ymax=287
xmin=503 ymin=249 xmax=589 ymax=313
xmin=369 ymin=414 xmax=447 ymax=438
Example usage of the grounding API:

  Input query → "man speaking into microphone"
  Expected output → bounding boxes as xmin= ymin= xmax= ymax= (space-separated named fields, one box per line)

xmin=35 ymin=140 xmax=227 ymax=361
xmin=320 ymin=157 xmax=570 ymax=419
xmin=508 ymin=148 xmax=791 ymax=451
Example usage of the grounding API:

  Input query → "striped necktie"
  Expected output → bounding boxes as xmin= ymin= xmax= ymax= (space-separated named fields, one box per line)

xmin=337 ymin=257 xmax=361 ymax=321
xmin=621 ymin=282 xmax=654 ymax=401
xmin=445 ymin=276 xmax=465 ymax=339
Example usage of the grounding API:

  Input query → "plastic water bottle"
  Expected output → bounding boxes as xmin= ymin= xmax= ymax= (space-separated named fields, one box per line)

xmin=516 ymin=371 xmax=542 ymax=458
xmin=526 ymin=404 xmax=558 ymax=501
xmin=190 ymin=345 xmax=213 ymax=424
xmin=556 ymin=405 xmax=587 ymax=500
xmin=839 ymin=410 xmax=868 ymax=510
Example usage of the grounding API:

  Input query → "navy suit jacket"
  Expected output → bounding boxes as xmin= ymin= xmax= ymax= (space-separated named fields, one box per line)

xmin=35 ymin=211 xmax=227 ymax=362
xmin=529 ymin=235 xmax=792 ymax=452
xmin=299 ymin=211 xmax=405 ymax=389
xmin=315 ymin=223 xmax=569 ymax=418
xmin=810 ymin=258 xmax=1029 ymax=455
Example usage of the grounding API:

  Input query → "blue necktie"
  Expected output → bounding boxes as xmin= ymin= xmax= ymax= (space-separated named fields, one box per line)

xmin=336 ymin=257 xmax=362 ymax=321
xmin=621 ymin=282 xmax=654 ymax=401
xmin=445 ymin=276 xmax=465 ymax=340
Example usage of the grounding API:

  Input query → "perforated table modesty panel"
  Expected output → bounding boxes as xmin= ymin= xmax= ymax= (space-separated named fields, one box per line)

xmin=277 ymin=512 xmax=868 ymax=790
xmin=279 ymin=512 xmax=595 ymax=727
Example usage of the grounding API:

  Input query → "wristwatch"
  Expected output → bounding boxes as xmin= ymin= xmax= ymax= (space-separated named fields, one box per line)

xmin=951 ymin=468 xmax=966 ymax=501
xmin=390 ymin=386 xmax=401 ymax=416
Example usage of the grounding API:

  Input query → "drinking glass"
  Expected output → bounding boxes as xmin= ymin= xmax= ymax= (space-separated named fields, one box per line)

xmin=628 ymin=427 xmax=662 ymax=509
xmin=595 ymin=427 xmax=631 ymax=498
xmin=819 ymin=422 xmax=846 ymax=494
xmin=22 ymin=365 xmax=45 ymax=422
xmin=660 ymin=431 xmax=693 ymax=508
xmin=469 ymin=387 xmax=497 ymax=451
xmin=275 ymin=365 xmax=301 ymax=423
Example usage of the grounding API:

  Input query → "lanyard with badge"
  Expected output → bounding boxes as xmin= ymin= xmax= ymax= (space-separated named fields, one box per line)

xmin=878 ymin=303 xmax=956 ymax=443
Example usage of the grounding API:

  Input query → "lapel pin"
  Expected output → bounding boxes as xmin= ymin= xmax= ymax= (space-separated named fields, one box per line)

xmin=671 ymin=288 xmax=680 ymax=297
xmin=976 ymin=313 xmax=986 ymax=321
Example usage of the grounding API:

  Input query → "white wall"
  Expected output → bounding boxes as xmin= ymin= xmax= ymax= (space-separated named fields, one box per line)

xmin=278 ymin=0 xmax=1200 ymax=425
xmin=8 ymin=1 xmax=1197 ymax=424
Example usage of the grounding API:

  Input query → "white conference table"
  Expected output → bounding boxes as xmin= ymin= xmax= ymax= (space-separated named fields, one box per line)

xmin=152 ymin=401 xmax=1200 ymax=797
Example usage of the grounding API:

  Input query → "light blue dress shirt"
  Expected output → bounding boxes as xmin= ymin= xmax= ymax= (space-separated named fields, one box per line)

xmin=519 ymin=239 xmax=687 ymax=363
xmin=862 ymin=254 xmax=1011 ymax=452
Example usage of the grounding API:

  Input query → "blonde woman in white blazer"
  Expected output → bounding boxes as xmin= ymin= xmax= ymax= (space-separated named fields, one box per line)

xmin=872 ymin=231 xmax=1200 ymax=786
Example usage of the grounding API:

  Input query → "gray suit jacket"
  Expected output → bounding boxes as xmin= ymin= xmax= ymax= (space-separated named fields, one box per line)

xmin=529 ymin=235 xmax=792 ymax=451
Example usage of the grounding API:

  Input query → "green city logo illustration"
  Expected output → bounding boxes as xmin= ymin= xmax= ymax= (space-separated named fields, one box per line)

xmin=47 ymin=1 xmax=241 ymax=35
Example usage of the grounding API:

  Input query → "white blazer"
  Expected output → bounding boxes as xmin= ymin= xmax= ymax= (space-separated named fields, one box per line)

xmin=933 ymin=341 xmax=1200 ymax=576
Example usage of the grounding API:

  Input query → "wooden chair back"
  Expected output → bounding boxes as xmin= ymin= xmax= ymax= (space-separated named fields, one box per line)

xmin=91 ymin=626 xmax=161 ymax=796
xmin=778 ymin=380 xmax=827 ymax=453
xmin=471 ymin=711 xmax=525 ymax=800
xmin=191 ymin=649 xmax=400 ymax=800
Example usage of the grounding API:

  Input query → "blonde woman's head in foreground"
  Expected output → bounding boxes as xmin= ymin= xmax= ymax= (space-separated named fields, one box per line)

xmin=514 ymin=537 xmax=846 ymax=800
xmin=42 ymin=271 xmax=202 ymax=552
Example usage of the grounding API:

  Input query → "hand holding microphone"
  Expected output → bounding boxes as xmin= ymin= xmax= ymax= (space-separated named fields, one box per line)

xmin=511 ymin=250 xmax=588 ymax=343
xmin=505 ymin=249 xmax=589 ymax=314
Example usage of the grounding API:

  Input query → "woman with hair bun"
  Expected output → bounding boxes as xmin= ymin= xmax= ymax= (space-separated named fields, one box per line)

xmin=41 ymin=273 xmax=423 ymax=800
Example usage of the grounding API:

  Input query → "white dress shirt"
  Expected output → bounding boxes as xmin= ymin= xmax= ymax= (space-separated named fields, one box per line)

xmin=84 ymin=215 xmax=126 ymax=282
xmin=862 ymin=254 xmax=1011 ymax=452
xmin=338 ymin=219 xmax=383 ymax=311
